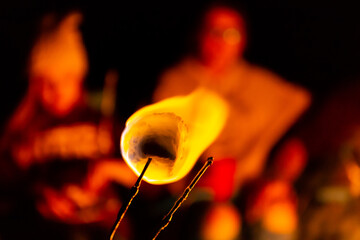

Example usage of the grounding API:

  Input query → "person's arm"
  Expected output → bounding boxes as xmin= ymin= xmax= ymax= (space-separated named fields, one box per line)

xmin=235 ymin=79 xmax=311 ymax=187
xmin=85 ymin=159 xmax=137 ymax=193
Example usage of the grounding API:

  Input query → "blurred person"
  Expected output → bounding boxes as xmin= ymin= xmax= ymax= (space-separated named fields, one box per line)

xmin=152 ymin=6 xmax=310 ymax=240
xmin=153 ymin=5 xmax=311 ymax=201
xmin=0 ymin=12 xmax=135 ymax=240
xmin=245 ymin=138 xmax=308 ymax=240
xmin=301 ymin=129 xmax=360 ymax=240
xmin=299 ymin=80 xmax=360 ymax=240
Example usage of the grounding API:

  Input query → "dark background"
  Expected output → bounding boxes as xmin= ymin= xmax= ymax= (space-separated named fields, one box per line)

xmin=1 ymin=0 xmax=360 ymax=126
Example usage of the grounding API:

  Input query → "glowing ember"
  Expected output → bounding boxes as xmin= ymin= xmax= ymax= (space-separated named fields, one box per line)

xmin=121 ymin=88 xmax=229 ymax=184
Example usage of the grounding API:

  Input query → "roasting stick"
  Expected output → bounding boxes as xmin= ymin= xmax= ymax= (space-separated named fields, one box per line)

xmin=152 ymin=157 xmax=214 ymax=240
xmin=110 ymin=157 xmax=152 ymax=240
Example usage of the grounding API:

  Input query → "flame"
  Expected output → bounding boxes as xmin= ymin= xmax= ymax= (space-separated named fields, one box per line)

xmin=121 ymin=88 xmax=229 ymax=184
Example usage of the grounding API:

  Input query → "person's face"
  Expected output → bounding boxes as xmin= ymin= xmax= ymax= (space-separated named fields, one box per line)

xmin=34 ymin=73 xmax=83 ymax=117
xmin=200 ymin=8 xmax=246 ymax=70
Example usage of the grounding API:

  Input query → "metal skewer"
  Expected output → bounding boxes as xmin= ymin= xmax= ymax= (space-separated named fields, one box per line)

xmin=152 ymin=157 xmax=214 ymax=240
xmin=110 ymin=157 xmax=152 ymax=240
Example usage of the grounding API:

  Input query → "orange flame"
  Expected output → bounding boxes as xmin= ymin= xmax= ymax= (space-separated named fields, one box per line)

xmin=121 ymin=88 xmax=229 ymax=184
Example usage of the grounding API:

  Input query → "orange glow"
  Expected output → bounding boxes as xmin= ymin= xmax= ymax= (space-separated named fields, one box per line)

xmin=246 ymin=181 xmax=292 ymax=222
xmin=35 ymin=161 xmax=136 ymax=225
xmin=12 ymin=123 xmax=114 ymax=170
xmin=37 ymin=184 xmax=121 ymax=224
xmin=342 ymin=129 xmax=360 ymax=197
xmin=32 ymin=124 xmax=112 ymax=159
xmin=262 ymin=200 xmax=298 ymax=234
xmin=246 ymin=179 xmax=298 ymax=235
xmin=86 ymin=160 xmax=137 ymax=193
xmin=244 ymin=140 xmax=307 ymax=235
xmin=200 ymin=203 xmax=241 ymax=240
xmin=121 ymin=88 xmax=228 ymax=184
xmin=345 ymin=161 xmax=360 ymax=197
xmin=29 ymin=12 xmax=88 ymax=117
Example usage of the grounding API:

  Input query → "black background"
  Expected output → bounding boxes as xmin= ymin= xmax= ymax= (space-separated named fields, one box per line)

xmin=1 ymin=0 xmax=360 ymax=126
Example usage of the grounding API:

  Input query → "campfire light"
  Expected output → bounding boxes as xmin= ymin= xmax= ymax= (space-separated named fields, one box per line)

xmin=120 ymin=88 xmax=229 ymax=184
xmin=110 ymin=88 xmax=228 ymax=239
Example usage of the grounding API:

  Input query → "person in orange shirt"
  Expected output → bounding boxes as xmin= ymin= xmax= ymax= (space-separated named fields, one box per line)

xmin=153 ymin=6 xmax=311 ymax=198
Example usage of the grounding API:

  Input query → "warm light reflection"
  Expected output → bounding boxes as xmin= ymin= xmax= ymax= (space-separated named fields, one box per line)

xmin=200 ymin=203 xmax=241 ymax=240
xmin=263 ymin=200 xmax=297 ymax=234
xmin=345 ymin=161 xmax=360 ymax=197
xmin=121 ymin=88 xmax=228 ymax=184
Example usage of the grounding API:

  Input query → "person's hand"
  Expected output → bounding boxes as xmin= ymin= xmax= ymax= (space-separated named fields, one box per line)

xmin=37 ymin=183 xmax=121 ymax=224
